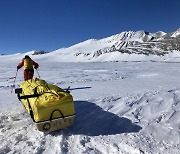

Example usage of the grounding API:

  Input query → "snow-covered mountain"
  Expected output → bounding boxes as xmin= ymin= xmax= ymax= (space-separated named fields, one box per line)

xmin=51 ymin=28 xmax=180 ymax=59
xmin=1 ymin=28 xmax=180 ymax=62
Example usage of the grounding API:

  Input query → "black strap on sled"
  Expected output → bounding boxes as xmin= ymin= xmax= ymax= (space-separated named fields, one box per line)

xmin=17 ymin=87 xmax=40 ymax=100
xmin=50 ymin=109 xmax=65 ymax=121
xmin=26 ymin=98 xmax=35 ymax=122
xmin=15 ymin=87 xmax=40 ymax=122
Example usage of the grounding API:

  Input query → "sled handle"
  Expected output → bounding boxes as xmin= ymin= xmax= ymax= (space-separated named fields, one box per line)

xmin=50 ymin=109 xmax=64 ymax=121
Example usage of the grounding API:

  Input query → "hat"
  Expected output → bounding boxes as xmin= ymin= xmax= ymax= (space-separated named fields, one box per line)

xmin=24 ymin=55 xmax=30 ymax=59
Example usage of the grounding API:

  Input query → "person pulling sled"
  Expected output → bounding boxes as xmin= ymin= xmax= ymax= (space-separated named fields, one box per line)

xmin=17 ymin=55 xmax=39 ymax=81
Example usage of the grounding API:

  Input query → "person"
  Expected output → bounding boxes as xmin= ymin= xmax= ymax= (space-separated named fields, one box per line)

xmin=17 ymin=55 xmax=39 ymax=81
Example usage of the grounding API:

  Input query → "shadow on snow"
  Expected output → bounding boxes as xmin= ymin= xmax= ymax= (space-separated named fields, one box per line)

xmin=52 ymin=101 xmax=142 ymax=136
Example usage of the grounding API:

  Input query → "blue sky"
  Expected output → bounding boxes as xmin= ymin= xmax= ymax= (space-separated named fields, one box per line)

xmin=0 ymin=0 xmax=179 ymax=54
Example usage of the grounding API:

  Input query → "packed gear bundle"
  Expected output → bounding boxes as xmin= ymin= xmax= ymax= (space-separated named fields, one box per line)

xmin=15 ymin=78 xmax=75 ymax=132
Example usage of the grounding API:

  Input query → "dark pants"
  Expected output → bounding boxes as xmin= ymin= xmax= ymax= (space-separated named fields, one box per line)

xmin=24 ymin=69 xmax=34 ymax=81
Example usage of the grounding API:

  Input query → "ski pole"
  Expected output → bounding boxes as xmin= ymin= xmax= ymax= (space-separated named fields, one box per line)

xmin=11 ymin=70 xmax=18 ymax=93
xmin=36 ymin=68 xmax=41 ymax=78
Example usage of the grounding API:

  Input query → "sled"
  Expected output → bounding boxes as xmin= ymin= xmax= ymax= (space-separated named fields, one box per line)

xmin=15 ymin=78 xmax=75 ymax=132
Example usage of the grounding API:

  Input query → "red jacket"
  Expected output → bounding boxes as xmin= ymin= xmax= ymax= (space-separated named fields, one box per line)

xmin=18 ymin=58 xmax=39 ymax=70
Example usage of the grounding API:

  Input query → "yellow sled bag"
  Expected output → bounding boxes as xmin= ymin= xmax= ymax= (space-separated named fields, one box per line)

xmin=15 ymin=78 xmax=75 ymax=132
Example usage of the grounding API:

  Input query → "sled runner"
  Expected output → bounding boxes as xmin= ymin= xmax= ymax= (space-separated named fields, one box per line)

xmin=15 ymin=78 xmax=75 ymax=132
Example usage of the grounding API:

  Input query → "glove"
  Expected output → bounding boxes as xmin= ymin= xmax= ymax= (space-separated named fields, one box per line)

xmin=17 ymin=66 xmax=20 ymax=70
xmin=34 ymin=66 xmax=38 ymax=69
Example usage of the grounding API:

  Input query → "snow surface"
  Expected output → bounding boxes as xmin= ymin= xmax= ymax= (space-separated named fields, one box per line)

xmin=1 ymin=51 xmax=180 ymax=154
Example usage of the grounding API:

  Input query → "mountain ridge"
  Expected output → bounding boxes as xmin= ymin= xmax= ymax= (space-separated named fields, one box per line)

xmin=1 ymin=28 xmax=180 ymax=62
xmin=53 ymin=28 xmax=180 ymax=58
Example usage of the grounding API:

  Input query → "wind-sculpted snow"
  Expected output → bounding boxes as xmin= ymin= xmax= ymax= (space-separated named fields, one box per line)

xmin=1 ymin=61 xmax=180 ymax=153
